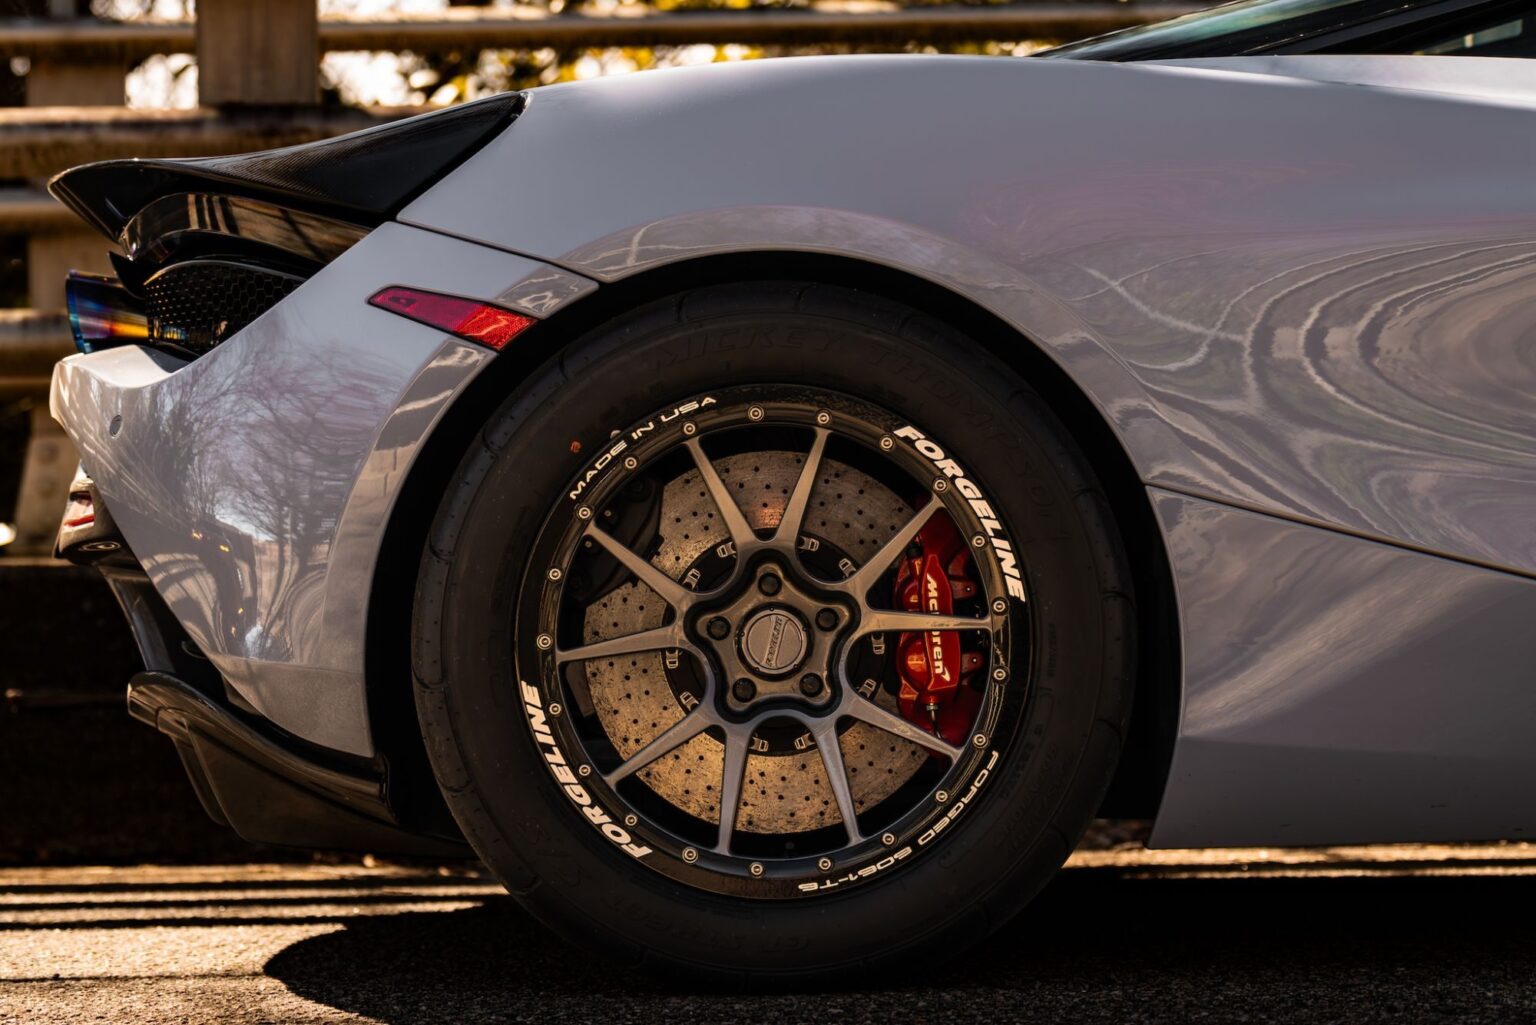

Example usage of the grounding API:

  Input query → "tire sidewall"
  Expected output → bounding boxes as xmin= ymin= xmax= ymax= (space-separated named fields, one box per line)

xmin=416 ymin=284 xmax=1130 ymax=975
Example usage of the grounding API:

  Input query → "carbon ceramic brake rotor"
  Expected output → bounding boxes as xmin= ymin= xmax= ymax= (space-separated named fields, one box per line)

xmin=581 ymin=451 xmax=928 ymax=833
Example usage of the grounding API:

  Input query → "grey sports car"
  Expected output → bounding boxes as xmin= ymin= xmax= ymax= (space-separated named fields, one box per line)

xmin=45 ymin=0 xmax=1536 ymax=980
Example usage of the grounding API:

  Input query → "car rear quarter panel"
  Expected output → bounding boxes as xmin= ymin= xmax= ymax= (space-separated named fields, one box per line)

xmin=403 ymin=55 xmax=1536 ymax=575
xmin=52 ymin=223 xmax=594 ymax=755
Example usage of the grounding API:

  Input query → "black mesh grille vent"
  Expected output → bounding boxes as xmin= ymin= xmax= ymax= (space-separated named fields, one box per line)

xmin=144 ymin=260 xmax=303 ymax=355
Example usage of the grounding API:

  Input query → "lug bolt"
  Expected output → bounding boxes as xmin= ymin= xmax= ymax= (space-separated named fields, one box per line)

xmin=815 ymin=608 xmax=839 ymax=631
xmin=706 ymin=616 xmax=731 ymax=640
xmin=799 ymin=673 xmax=824 ymax=697
xmin=732 ymin=678 xmax=757 ymax=702
xmin=758 ymin=573 xmax=782 ymax=596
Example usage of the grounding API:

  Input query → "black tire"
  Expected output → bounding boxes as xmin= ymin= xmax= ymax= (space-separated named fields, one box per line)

xmin=413 ymin=281 xmax=1135 ymax=984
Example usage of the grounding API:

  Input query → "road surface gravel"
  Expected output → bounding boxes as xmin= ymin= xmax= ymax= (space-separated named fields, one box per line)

xmin=3 ymin=845 xmax=1534 ymax=1024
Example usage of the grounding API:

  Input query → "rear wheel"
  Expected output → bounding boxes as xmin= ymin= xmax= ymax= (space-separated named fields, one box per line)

xmin=413 ymin=282 xmax=1134 ymax=982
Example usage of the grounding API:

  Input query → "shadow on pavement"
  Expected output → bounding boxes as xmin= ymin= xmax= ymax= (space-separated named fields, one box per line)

xmin=264 ymin=870 xmax=1536 ymax=1023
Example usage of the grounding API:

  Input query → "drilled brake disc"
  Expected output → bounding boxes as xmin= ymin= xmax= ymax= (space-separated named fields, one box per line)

xmin=582 ymin=451 xmax=927 ymax=833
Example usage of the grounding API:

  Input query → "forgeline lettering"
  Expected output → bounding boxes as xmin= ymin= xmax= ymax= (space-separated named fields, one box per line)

xmin=567 ymin=397 xmax=717 ymax=502
xmin=894 ymin=425 xmax=1027 ymax=602
xmin=797 ymin=750 xmax=1000 ymax=893
xmin=521 ymin=680 xmax=653 ymax=859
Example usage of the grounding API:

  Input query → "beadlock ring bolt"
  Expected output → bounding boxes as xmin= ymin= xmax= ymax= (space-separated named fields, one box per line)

xmin=973 ymin=733 xmax=988 ymax=748
xmin=536 ymin=634 xmax=553 ymax=650
xmin=758 ymin=573 xmax=782 ymax=596
xmin=799 ymin=673 xmax=824 ymax=697
xmin=933 ymin=478 xmax=949 ymax=493
xmin=578 ymin=764 xmax=591 ymax=777
xmin=992 ymin=598 xmax=1008 ymax=614
xmin=972 ymin=535 xmax=986 ymax=549
xmin=623 ymin=456 xmax=638 ymax=470
xmin=683 ymin=847 xmax=699 ymax=864
xmin=879 ymin=435 xmax=895 ymax=451
xmin=882 ymin=833 xmax=896 ymax=846
xmin=548 ymin=702 xmax=563 ymax=716
xmin=815 ymin=608 xmax=839 ymax=631
xmin=815 ymin=410 xmax=831 ymax=426
xmin=748 ymin=405 xmax=765 ymax=422
xmin=682 ymin=421 xmax=697 ymax=436
xmin=936 ymin=790 xmax=949 ymax=803
xmin=547 ymin=567 xmax=562 ymax=581
xmin=817 ymin=856 xmax=833 ymax=871
xmin=732 ymin=678 xmax=757 ymax=702
xmin=992 ymin=667 xmax=1007 ymax=682
xmin=706 ymin=616 xmax=731 ymax=641
xmin=750 ymin=862 xmax=765 ymax=877
xmin=577 ymin=506 xmax=592 ymax=520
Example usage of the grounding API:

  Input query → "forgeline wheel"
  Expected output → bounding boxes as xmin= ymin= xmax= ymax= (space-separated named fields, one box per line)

xmin=413 ymin=282 xmax=1135 ymax=981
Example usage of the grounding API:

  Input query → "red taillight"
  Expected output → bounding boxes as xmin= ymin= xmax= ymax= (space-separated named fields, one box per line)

xmin=367 ymin=286 xmax=536 ymax=350
xmin=61 ymin=491 xmax=95 ymax=529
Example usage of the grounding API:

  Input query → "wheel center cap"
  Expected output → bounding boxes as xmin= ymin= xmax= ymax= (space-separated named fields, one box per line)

xmin=739 ymin=607 xmax=808 ymax=677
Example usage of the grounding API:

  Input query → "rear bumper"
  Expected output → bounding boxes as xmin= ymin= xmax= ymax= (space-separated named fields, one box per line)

xmin=49 ymin=221 xmax=595 ymax=757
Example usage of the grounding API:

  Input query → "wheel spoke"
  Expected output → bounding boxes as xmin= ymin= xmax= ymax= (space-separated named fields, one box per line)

xmin=556 ymin=624 xmax=682 ymax=664
xmin=685 ymin=438 xmax=757 ymax=550
xmin=843 ymin=694 xmax=964 ymax=758
xmin=841 ymin=494 xmax=941 ymax=596
xmin=605 ymin=709 xmax=713 ymax=784
xmin=713 ymin=727 xmax=752 ymax=854
xmin=585 ymin=524 xmax=695 ymax=611
xmin=815 ymin=722 xmax=864 ymax=844
xmin=771 ymin=427 xmax=829 ymax=549
xmin=857 ymin=610 xmax=991 ymax=636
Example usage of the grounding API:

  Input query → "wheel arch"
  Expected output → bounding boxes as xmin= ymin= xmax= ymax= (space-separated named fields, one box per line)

xmin=366 ymin=250 xmax=1178 ymax=830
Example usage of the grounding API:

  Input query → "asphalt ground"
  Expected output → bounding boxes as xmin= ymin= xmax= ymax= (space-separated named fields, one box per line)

xmin=4 ymin=845 xmax=1535 ymax=1025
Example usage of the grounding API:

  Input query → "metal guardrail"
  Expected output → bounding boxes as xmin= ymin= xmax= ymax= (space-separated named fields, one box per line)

xmin=0 ymin=4 xmax=1200 ymax=60
xmin=0 ymin=105 xmax=422 ymax=180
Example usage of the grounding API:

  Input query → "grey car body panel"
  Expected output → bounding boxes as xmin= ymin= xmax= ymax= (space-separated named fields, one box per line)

xmin=402 ymin=54 xmax=1536 ymax=576
xmin=50 ymin=54 xmax=1536 ymax=844
xmin=50 ymin=222 xmax=595 ymax=754
xmin=1149 ymin=489 xmax=1536 ymax=847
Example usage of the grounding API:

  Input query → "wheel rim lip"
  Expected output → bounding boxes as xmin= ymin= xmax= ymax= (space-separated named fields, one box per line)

xmin=516 ymin=387 xmax=1030 ymax=898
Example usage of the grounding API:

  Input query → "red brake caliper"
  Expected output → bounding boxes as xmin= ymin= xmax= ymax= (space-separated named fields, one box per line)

xmin=892 ymin=514 xmax=985 ymax=746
